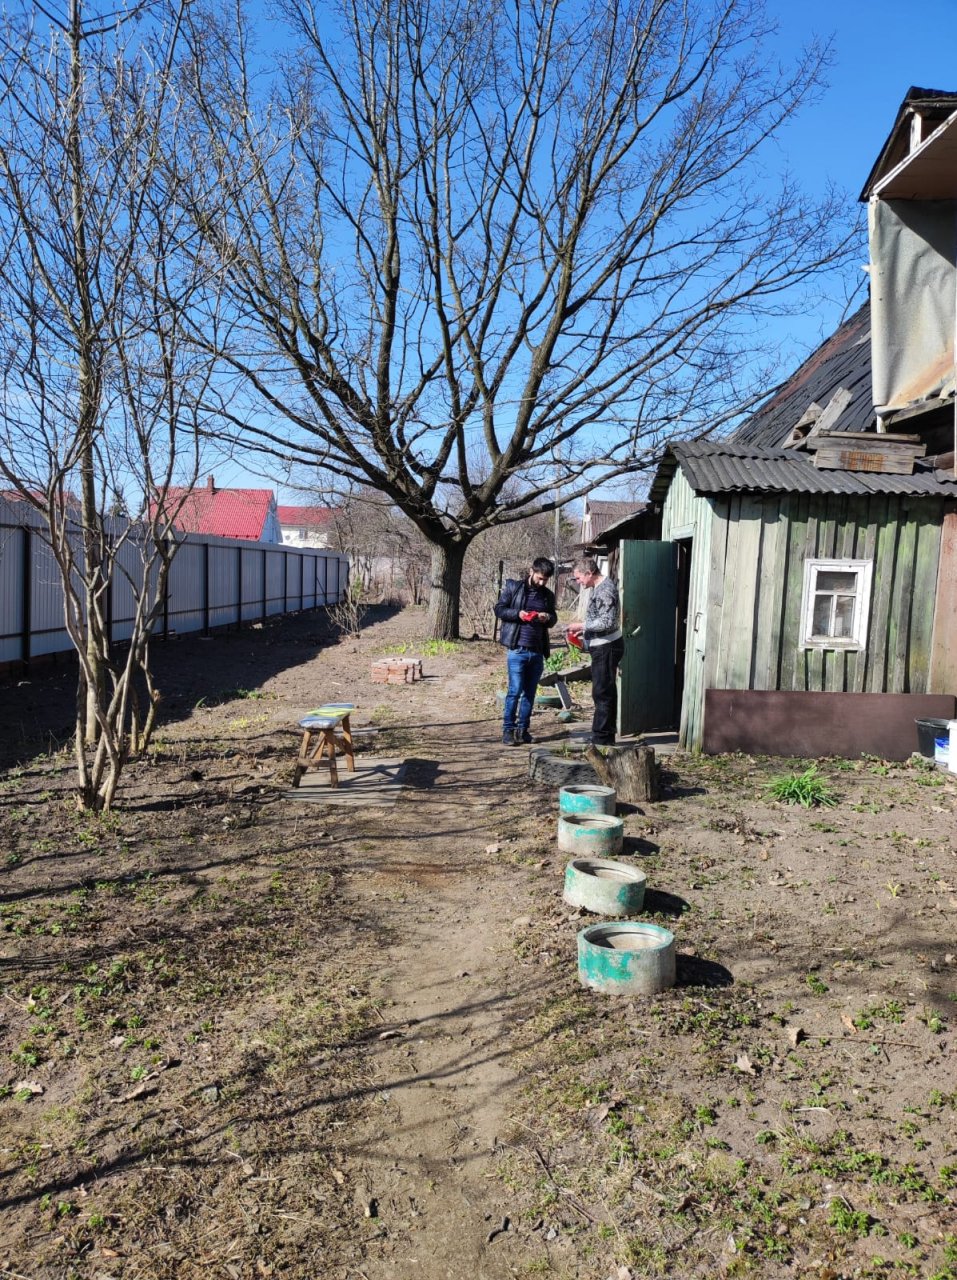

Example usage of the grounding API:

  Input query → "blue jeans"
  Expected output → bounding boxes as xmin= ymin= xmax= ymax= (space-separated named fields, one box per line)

xmin=504 ymin=648 xmax=544 ymax=734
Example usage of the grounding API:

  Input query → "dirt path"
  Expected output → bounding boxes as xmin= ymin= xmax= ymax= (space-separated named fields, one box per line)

xmin=329 ymin=665 xmax=549 ymax=1279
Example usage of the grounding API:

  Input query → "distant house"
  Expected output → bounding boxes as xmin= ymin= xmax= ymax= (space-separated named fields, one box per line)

xmin=603 ymin=87 xmax=957 ymax=758
xmin=277 ymin=505 xmax=334 ymax=549
xmin=579 ymin=497 xmax=645 ymax=550
xmin=159 ymin=476 xmax=281 ymax=542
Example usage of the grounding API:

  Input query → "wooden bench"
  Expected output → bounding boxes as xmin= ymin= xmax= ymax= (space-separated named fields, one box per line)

xmin=292 ymin=704 xmax=356 ymax=789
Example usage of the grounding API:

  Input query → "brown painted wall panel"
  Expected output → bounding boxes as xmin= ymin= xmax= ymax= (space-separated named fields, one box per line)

xmin=703 ymin=689 xmax=957 ymax=760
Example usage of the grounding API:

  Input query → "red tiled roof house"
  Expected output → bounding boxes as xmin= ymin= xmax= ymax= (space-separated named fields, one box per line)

xmin=156 ymin=476 xmax=281 ymax=542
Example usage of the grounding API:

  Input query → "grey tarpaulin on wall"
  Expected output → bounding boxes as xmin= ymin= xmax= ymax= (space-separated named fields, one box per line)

xmin=868 ymin=198 xmax=957 ymax=412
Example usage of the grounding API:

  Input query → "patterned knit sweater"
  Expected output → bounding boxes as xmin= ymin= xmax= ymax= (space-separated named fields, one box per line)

xmin=583 ymin=577 xmax=621 ymax=648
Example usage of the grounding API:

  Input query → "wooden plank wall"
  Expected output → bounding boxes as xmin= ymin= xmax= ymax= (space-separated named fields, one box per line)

xmin=660 ymin=470 xmax=712 ymax=750
xmin=702 ymin=491 xmax=944 ymax=713
xmin=929 ymin=508 xmax=957 ymax=693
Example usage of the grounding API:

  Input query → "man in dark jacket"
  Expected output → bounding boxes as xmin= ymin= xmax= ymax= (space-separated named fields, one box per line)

xmin=493 ymin=557 xmax=557 ymax=745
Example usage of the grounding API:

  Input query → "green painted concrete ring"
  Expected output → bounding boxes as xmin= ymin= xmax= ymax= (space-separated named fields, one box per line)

xmin=557 ymin=813 xmax=624 ymax=857
xmin=559 ymin=784 xmax=617 ymax=816
xmin=563 ymin=857 xmax=647 ymax=916
xmin=577 ymin=921 xmax=676 ymax=995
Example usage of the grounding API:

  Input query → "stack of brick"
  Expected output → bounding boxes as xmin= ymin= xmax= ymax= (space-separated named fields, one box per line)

xmin=370 ymin=657 xmax=423 ymax=685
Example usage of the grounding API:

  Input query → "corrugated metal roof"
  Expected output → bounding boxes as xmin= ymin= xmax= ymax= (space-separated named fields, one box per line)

xmin=650 ymin=440 xmax=957 ymax=502
xmin=733 ymin=304 xmax=873 ymax=448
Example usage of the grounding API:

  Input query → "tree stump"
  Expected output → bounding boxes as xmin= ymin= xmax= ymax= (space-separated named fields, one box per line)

xmin=584 ymin=744 xmax=659 ymax=804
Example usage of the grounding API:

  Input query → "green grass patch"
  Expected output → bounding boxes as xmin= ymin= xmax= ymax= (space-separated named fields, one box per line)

xmin=766 ymin=765 xmax=837 ymax=808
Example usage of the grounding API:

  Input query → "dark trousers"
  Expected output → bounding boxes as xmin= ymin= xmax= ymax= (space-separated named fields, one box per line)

xmin=590 ymin=638 xmax=624 ymax=744
xmin=504 ymin=647 xmax=544 ymax=734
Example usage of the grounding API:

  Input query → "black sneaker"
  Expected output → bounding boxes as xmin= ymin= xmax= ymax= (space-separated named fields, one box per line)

xmin=502 ymin=730 xmax=518 ymax=745
xmin=517 ymin=730 xmax=534 ymax=744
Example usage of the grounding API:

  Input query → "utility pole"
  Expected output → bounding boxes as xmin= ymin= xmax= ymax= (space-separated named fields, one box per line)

xmin=552 ymin=447 xmax=562 ymax=595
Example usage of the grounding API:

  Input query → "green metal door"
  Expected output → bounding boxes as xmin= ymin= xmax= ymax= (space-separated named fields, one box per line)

xmin=618 ymin=539 xmax=678 ymax=735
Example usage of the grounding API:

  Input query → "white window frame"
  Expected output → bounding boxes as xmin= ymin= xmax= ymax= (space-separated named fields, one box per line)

xmin=800 ymin=558 xmax=874 ymax=651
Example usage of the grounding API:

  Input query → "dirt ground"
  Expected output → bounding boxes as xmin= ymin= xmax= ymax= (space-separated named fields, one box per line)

xmin=0 ymin=605 xmax=955 ymax=1280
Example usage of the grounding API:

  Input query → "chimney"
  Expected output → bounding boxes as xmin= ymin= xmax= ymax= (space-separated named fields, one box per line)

xmin=207 ymin=475 xmax=215 ymax=493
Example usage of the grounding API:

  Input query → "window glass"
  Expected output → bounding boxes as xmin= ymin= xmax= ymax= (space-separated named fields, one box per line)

xmin=833 ymin=595 xmax=855 ymax=636
xmin=816 ymin=571 xmax=856 ymax=593
xmin=812 ymin=594 xmax=832 ymax=635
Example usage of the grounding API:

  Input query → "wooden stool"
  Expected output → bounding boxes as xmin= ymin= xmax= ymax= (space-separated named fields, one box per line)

xmin=292 ymin=704 xmax=356 ymax=789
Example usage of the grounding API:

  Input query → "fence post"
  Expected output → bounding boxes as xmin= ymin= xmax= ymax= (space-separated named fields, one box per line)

xmin=203 ymin=542 xmax=210 ymax=636
xmin=282 ymin=548 xmax=288 ymax=614
xmin=107 ymin=550 xmax=114 ymax=650
xmin=261 ymin=547 xmax=267 ymax=622
xmin=21 ymin=525 xmax=31 ymax=671
xmin=162 ymin=538 xmax=170 ymax=639
xmin=299 ymin=554 xmax=304 ymax=610
xmin=236 ymin=545 xmax=243 ymax=630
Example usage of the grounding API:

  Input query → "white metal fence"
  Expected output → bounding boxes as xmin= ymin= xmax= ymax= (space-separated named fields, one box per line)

xmin=0 ymin=498 xmax=348 ymax=669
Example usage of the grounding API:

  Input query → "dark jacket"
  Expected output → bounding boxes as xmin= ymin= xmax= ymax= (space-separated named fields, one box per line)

xmin=494 ymin=577 xmax=557 ymax=656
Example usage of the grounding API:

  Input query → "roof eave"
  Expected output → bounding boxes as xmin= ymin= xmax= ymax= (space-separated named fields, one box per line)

xmin=860 ymin=88 xmax=957 ymax=200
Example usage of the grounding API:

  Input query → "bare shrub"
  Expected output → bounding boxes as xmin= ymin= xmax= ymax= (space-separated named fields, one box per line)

xmin=328 ymin=582 xmax=368 ymax=637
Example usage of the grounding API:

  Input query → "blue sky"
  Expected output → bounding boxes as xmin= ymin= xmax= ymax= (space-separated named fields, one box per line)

xmin=214 ymin=0 xmax=957 ymax=501
xmin=770 ymin=0 xmax=957 ymax=226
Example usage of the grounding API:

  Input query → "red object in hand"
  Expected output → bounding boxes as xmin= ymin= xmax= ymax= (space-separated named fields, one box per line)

xmin=567 ymin=631 xmax=584 ymax=650
xmin=519 ymin=610 xmax=536 ymax=622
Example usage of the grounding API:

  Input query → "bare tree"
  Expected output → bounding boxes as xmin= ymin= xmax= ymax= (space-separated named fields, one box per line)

xmin=326 ymin=487 xmax=431 ymax=603
xmin=177 ymin=0 xmax=860 ymax=637
xmin=0 ymin=0 xmax=221 ymax=809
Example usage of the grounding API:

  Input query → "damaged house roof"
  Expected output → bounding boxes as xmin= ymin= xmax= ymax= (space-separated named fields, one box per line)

xmin=732 ymin=304 xmax=874 ymax=449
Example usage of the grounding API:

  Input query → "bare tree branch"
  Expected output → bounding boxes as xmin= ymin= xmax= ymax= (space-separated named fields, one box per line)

xmin=175 ymin=0 xmax=862 ymax=636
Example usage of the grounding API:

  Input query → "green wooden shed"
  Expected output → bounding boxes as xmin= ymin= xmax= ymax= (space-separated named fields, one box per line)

xmin=618 ymin=439 xmax=957 ymax=758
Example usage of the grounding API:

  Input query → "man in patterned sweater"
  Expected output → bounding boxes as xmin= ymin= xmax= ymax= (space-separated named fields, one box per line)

xmin=566 ymin=557 xmax=623 ymax=746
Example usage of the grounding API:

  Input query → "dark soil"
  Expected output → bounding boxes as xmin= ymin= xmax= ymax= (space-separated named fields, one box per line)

xmin=1 ymin=606 xmax=955 ymax=1279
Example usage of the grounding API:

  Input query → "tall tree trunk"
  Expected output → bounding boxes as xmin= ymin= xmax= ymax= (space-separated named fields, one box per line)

xmin=427 ymin=540 xmax=468 ymax=639
xmin=69 ymin=0 xmax=104 ymax=747
xmin=80 ymin=440 xmax=102 ymax=746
